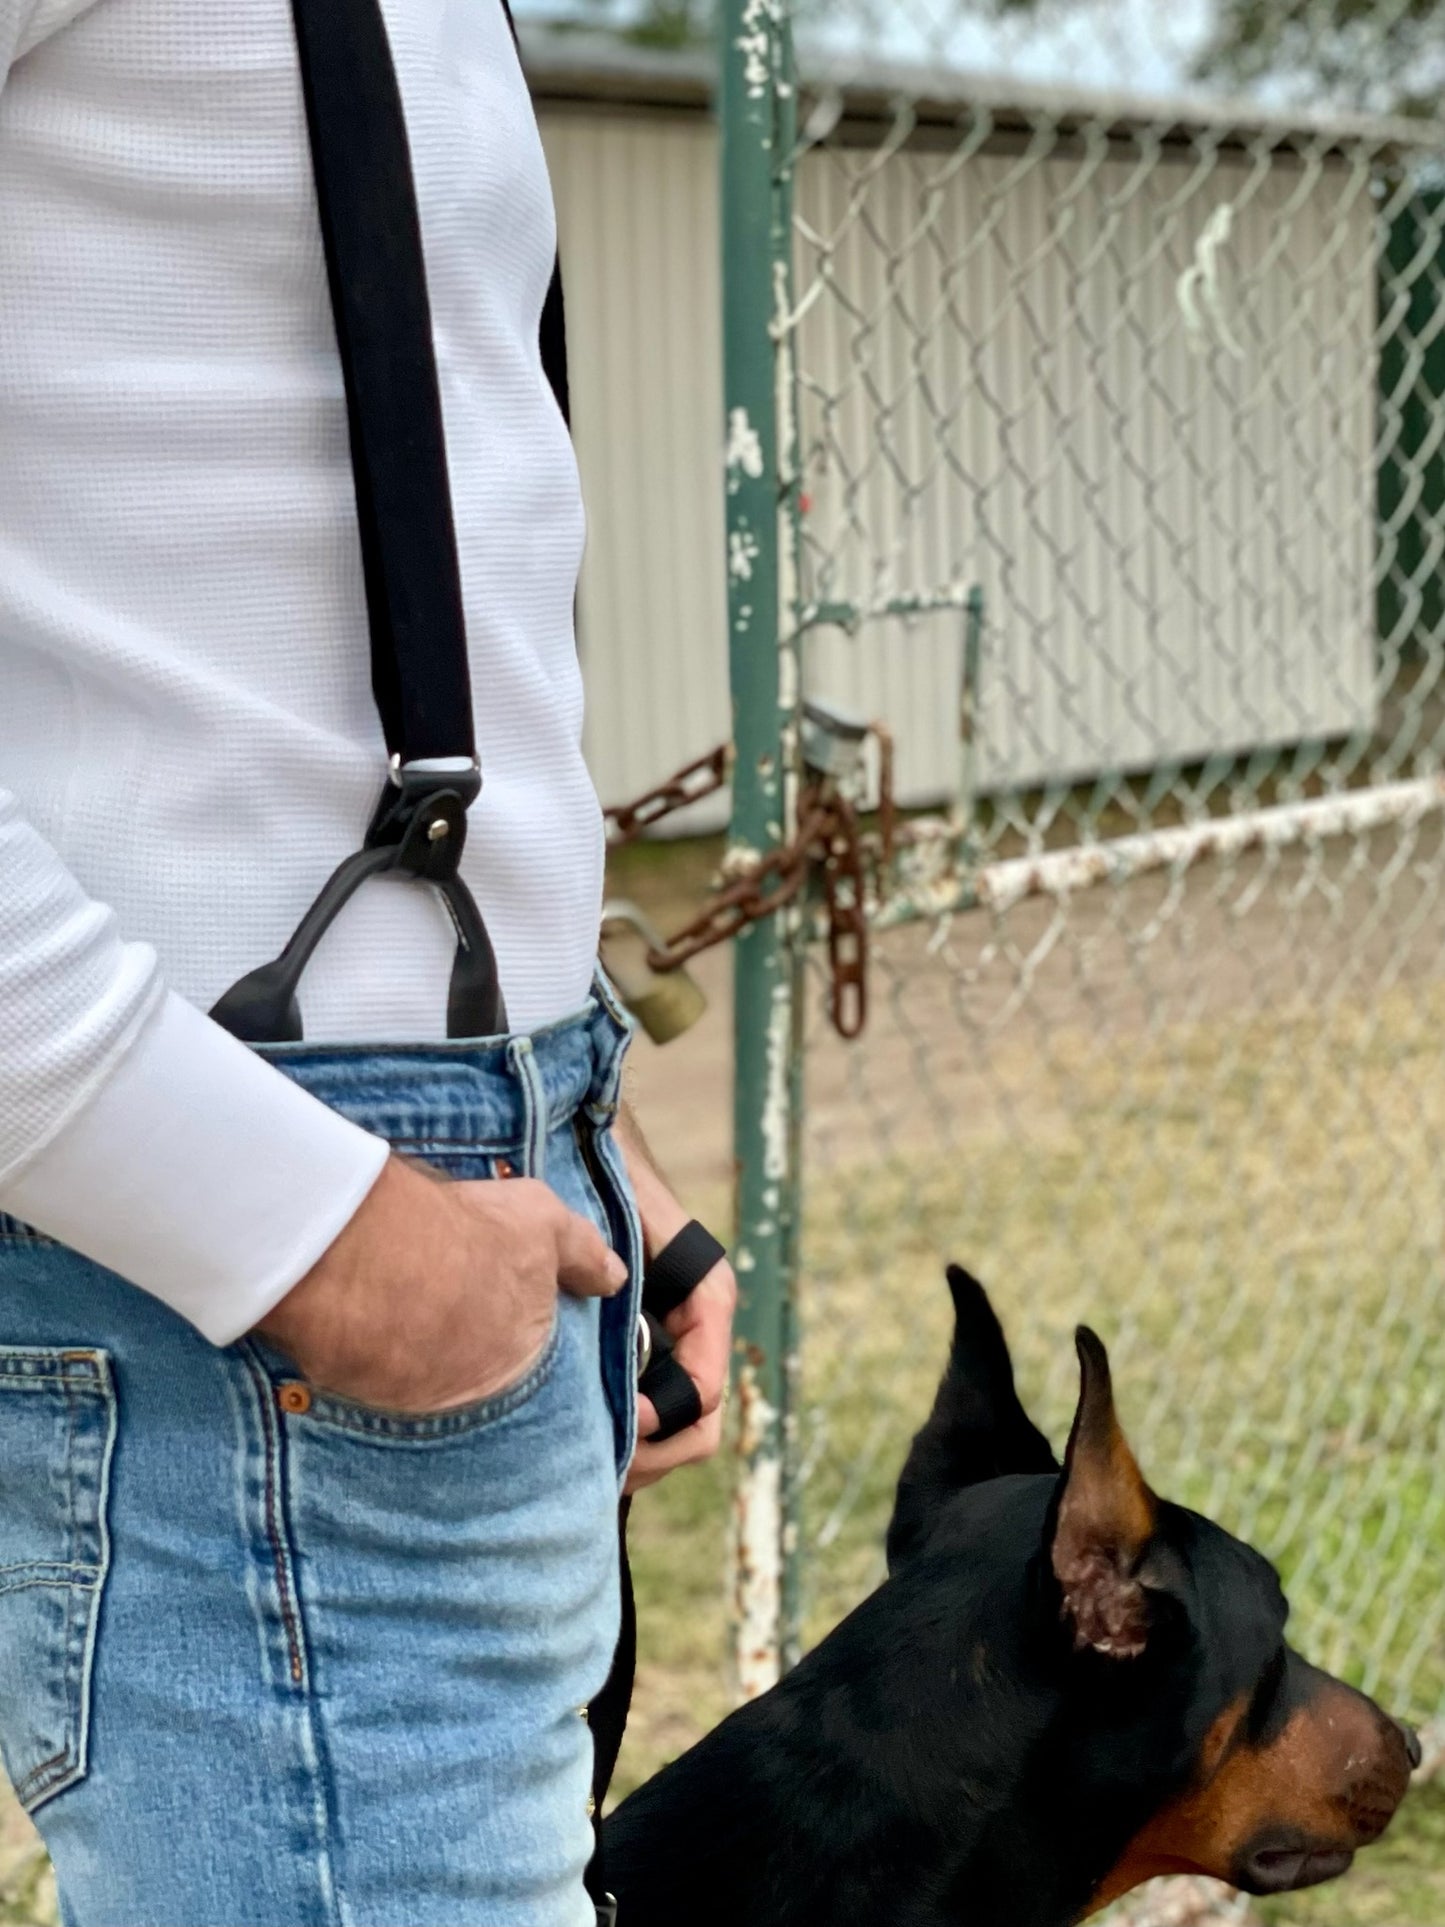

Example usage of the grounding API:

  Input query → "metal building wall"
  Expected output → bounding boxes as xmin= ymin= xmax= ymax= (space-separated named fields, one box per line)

xmin=794 ymin=141 xmax=1379 ymax=797
xmin=540 ymin=107 xmax=1378 ymax=826
xmin=540 ymin=109 xmax=732 ymax=833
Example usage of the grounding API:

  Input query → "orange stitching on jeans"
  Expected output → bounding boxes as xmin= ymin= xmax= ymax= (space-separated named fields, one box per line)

xmin=245 ymin=1354 xmax=306 ymax=1687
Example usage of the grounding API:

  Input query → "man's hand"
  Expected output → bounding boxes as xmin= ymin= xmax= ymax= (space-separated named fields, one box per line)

xmin=617 ymin=1106 xmax=736 ymax=1492
xmin=256 ymin=1155 xmax=626 ymax=1413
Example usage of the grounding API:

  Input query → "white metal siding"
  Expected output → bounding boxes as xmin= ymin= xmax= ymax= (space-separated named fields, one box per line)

xmin=540 ymin=111 xmax=731 ymax=833
xmin=540 ymin=109 xmax=1378 ymax=826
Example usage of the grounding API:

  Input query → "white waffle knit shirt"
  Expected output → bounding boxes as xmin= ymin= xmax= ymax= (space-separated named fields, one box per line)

xmin=0 ymin=0 xmax=603 ymax=1342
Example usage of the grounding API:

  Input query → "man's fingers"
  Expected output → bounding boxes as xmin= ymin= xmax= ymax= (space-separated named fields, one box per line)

xmin=546 ymin=1190 xmax=627 ymax=1297
xmin=627 ymin=1271 xmax=736 ymax=1486
xmin=631 ymin=1275 xmax=732 ymax=1441
xmin=626 ymin=1406 xmax=725 ymax=1491
xmin=663 ymin=1269 xmax=735 ymax=1417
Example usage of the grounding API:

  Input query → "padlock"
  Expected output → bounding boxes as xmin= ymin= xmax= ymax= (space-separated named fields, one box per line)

xmin=800 ymin=696 xmax=871 ymax=786
xmin=600 ymin=901 xmax=708 ymax=1044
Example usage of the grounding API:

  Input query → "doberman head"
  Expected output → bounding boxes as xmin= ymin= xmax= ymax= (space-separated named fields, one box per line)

xmin=604 ymin=1268 xmax=1416 ymax=1927
xmin=890 ymin=1266 xmax=1419 ymax=1914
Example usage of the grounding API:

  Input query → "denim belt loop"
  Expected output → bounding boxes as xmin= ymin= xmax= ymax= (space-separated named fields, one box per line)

xmin=590 ymin=965 xmax=635 ymax=1042
xmin=505 ymin=1035 xmax=549 ymax=1180
xmin=588 ymin=969 xmax=633 ymax=1118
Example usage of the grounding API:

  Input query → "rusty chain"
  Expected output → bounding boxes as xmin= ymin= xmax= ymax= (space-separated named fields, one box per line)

xmin=604 ymin=733 xmax=893 ymax=1038
xmin=819 ymin=792 xmax=868 ymax=1039
xmin=603 ymin=746 xmax=731 ymax=846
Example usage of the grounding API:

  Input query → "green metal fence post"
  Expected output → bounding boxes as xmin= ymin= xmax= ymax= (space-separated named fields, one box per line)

xmin=719 ymin=0 xmax=803 ymax=1699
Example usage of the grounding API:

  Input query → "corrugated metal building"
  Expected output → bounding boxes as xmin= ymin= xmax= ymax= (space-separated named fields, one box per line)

xmin=529 ymin=33 xmax=1391 ymax=828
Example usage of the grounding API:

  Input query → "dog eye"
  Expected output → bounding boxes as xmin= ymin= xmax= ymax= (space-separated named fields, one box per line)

xmin=1246 ymin=1648 xmax=1287 ymax=1739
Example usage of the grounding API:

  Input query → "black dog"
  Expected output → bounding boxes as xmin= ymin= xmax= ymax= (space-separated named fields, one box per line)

xmin=604 ymin=1266 xmax=1417 ymax=1925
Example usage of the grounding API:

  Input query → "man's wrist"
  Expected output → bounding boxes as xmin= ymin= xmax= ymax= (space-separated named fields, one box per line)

xmin=0 ymin=989 xmax=391 ymax=1347
xmin=631 ymin=1160 xmax=690 ymax=1252
xmin=616 ymin=1107 xmax=689 ymax=1255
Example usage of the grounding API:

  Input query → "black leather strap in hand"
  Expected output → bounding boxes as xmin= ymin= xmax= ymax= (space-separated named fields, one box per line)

xmin=637 ymin=1313 xmax=703 ymax=1441
xmin=642 ymin=1220 xmax=727 ymax=1320
xmin=636 ymin=1220 xmax=725 ymax=1441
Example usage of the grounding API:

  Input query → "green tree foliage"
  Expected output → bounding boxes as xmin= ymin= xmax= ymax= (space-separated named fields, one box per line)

xmin=570 ymin=0 xmax=709 ymax=49
xmin=563 ymin=0 xmax=1445 ymax=112
xmin=1194 ymin=0 xmax=1445 ymax=116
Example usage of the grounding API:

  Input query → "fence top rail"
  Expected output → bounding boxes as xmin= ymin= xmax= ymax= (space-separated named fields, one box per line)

xmin=518 ymin=23 xmax=1441 ymax=155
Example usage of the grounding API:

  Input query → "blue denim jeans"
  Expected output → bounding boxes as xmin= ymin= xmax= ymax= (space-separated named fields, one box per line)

xmin=0 ymin=980 xmax=640 ymax=1926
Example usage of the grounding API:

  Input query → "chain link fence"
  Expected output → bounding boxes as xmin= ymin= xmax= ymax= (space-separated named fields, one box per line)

xmin=717 ymin=0 xmax=1445 ymax=1914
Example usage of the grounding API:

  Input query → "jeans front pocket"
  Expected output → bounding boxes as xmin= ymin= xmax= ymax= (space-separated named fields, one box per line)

xmin=253 ymin=1311 xmax=565 ymax=1445
xmin=0 ymin=1347 xmax=116 ymax=1811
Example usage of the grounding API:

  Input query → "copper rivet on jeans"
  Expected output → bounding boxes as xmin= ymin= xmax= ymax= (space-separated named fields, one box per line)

xmin=277 ymin=1381 xmax=312 ymax=1415
xmin=495 ymin=1157 xmax=516 ymax=1179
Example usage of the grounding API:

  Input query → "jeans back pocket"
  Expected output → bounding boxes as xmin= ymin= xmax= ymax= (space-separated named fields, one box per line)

xmin=0 ymin=1347 xmax=116 ymax=1811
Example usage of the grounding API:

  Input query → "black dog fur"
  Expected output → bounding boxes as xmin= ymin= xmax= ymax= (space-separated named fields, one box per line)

xmin=603 ymin=1267 xmax=1415 ymax=1926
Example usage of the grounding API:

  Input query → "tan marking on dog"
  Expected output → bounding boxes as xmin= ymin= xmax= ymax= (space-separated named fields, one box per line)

xmin=1086 ymin=1678 xmax=1412 ymax=1915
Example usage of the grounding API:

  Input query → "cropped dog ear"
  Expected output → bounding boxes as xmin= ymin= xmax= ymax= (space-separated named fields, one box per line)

xmin=887 ymin=1266 xmax=1059 ymax=1571
xmin=1049 ymin=1327 xmax=1158 ymax=1659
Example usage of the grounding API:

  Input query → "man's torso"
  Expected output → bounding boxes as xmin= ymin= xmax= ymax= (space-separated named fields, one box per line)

xmin=0 ymin=0 xmax=601 ymax=1037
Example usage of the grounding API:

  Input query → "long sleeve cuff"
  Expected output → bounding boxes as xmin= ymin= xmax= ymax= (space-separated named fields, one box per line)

xmin=1 ymin=989 xmax=391 ymax=1345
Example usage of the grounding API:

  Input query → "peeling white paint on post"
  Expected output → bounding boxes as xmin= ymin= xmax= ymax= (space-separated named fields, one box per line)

xmin=725 ymin=406 xmax=765 ymax=479
xmin=761 ymin=978 xmax=792 ymax=1183
xmin=735 ymin=0 xmax=781 ymax=99
xmin=730 ymin=528 xmax=761 ymax=580
xmin=720 ymin=837 xmax=763 ymax=880
xmin=732 ymin=1361 xmax=784 ymax=1700
xmin=722 ymin=0 xmax=804 ymax=1698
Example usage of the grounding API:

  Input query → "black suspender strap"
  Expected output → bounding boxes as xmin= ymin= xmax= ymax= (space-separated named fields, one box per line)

xmin=210 ymin=0 xmax=512 ymax=1045
xmin=292 ymin=0 xmax=475 ymax=776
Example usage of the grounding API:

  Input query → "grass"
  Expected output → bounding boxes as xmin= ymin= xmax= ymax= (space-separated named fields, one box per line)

xmin=0 ymin=1802 xmax=52 ymax=1927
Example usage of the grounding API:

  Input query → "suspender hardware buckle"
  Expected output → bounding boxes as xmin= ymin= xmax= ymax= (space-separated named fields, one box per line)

xmin=210 ymin=757 xmax=505 ymax=1045
xmin=365 ymin=759 xmax=482 ymax=883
